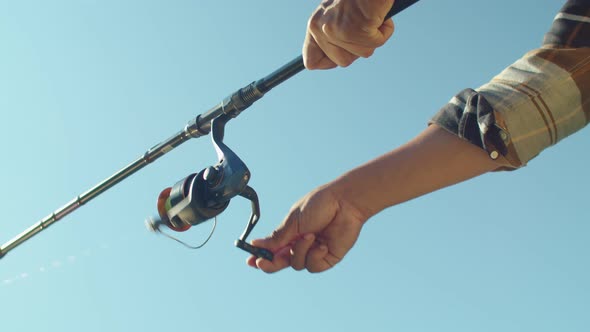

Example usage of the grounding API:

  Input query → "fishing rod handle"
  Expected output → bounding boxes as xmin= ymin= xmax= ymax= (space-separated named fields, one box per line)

xmin=387 ymin=0 xmax=420 ymax=19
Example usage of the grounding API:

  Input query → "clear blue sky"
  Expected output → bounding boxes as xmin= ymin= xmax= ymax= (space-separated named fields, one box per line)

xmin=1 ymin=1 xmax=588 ymax=331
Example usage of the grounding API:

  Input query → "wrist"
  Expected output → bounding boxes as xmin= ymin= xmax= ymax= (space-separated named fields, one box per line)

xmin=324 ymin=169 xmax=387 ymax=223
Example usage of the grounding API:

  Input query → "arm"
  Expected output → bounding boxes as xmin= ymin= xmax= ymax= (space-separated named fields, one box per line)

xmin=248 ymin=124 xmax=507 ymax=273
xmin=250 ymin=0 xmax=590 ymax=273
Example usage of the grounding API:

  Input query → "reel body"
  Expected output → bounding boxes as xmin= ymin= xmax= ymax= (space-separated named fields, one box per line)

xmin=159 ymin=170 xmax=229 ymax=232
xmin=147 ymin=113 xmax=273 ymax=261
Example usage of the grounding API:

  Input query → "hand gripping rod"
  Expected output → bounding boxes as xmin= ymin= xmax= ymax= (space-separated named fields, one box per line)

xmin=0 ymin=0 xmax=420 ymax=259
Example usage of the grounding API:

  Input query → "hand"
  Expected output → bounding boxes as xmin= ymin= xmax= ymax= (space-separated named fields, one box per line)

xmin=247 ymin=184 xmax=369 ymax=273
xmin=303 ymin=0 xmax=395 ymax=69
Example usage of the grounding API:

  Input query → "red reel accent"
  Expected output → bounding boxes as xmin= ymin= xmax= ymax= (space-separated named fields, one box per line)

xmin=157 ymin=187 xmax=191 ymax=232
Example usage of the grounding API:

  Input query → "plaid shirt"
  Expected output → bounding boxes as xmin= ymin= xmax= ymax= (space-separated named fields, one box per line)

xmin=431 ymin=0 xmax=590 ymax=168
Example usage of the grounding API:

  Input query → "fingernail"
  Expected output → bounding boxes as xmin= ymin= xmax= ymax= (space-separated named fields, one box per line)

xmin=304 ymin=233 xmax=314 ymax=241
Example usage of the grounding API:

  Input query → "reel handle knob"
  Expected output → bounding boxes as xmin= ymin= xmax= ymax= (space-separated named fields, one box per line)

xmin=235 ymin=240 xmax=274 ymax=261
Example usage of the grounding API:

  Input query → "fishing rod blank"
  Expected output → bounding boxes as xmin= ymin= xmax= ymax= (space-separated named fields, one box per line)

xmin=0 ymin=0 xmax=420 ymax=260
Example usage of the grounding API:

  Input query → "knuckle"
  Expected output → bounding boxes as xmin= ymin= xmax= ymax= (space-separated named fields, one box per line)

xmin=307 ymin=21 xmax=319 ymax=35
xmin=375 ymin=37 xmax=388 ymax=47
xmin=308 ymin=10 xmax=323 ymax=33
xmin=261 ymin=266 xmax=276 ymax=274
xmin=322 ymin=22 xmax=348 ymax=42
xmin=308 ymin=266 xmax=325 ymax=274
xmin=359 ymin=48 xmax=375 ymax=58
xmin=292 ymin=265 xmax=305 ymax=271
xmin=339 ymin=59 xmax=354 ymax=68
xmin=321 ymin=21 xmax=336 ymax=37
xmin=270 ymin=229 xmax=281 ymax=240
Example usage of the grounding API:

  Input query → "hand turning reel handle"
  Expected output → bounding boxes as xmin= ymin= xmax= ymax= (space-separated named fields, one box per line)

xmin=145 ymin=113 xmax=273 ymax=261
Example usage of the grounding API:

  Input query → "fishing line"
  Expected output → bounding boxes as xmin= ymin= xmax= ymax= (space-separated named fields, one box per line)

xmin=147 ymin=216 xmax=218 ymax=250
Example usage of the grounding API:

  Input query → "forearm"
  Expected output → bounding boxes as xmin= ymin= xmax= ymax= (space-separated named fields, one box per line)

xmin=329 ymin=124 xmax=505 ymax=219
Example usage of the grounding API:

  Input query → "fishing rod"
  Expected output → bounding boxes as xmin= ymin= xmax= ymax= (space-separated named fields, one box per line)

xmin=0 ymin=0 xmax=420 ymax=261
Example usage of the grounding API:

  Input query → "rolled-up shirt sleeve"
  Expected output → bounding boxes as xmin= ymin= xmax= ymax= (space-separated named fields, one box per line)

xmin=430 ymin=0 xmax=590 ymax=169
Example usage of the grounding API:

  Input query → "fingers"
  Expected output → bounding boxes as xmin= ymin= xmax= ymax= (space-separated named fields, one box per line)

xmin=309 ymin=28 xmax=360 ymax=68
xmin=306 ymin=245 xmax=331 ymax=273
xmin=321 ymin=17 xmax=395 ymax=50
xmin=243 ymin=206 xmax=305 ymax=273
xmin=251 ymin=212 xmax=301 ymax=254
xmin=305 ymin=10 xmax=359 ymax=69
xmin=305 ymin=245 xmax=344 ymax=273
xmin=379 ymin=18 xmax=395 ymax=42
xmin=245 ymin=187 xmax=345 ymax=273
xmin=290 ymin=233 xmax=316 ymax=271
xmin=254 ymin=246 xmax=292 ymax=273
xmin=302 ymin=32 xmax=338 ymax=70
xmin=250 ymin=233 xmax=315 ymax=273
xmin=302 ymin=2 xmax=396 ymax=70
xmin=320 ymin=22 xmax=389 ymax=57
xmin=248 ymin=235 xmax=339 ymax=273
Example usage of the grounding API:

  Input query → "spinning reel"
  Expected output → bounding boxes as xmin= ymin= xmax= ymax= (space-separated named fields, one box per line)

xmin=146 ymin=113 xmax=273 ymax=261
